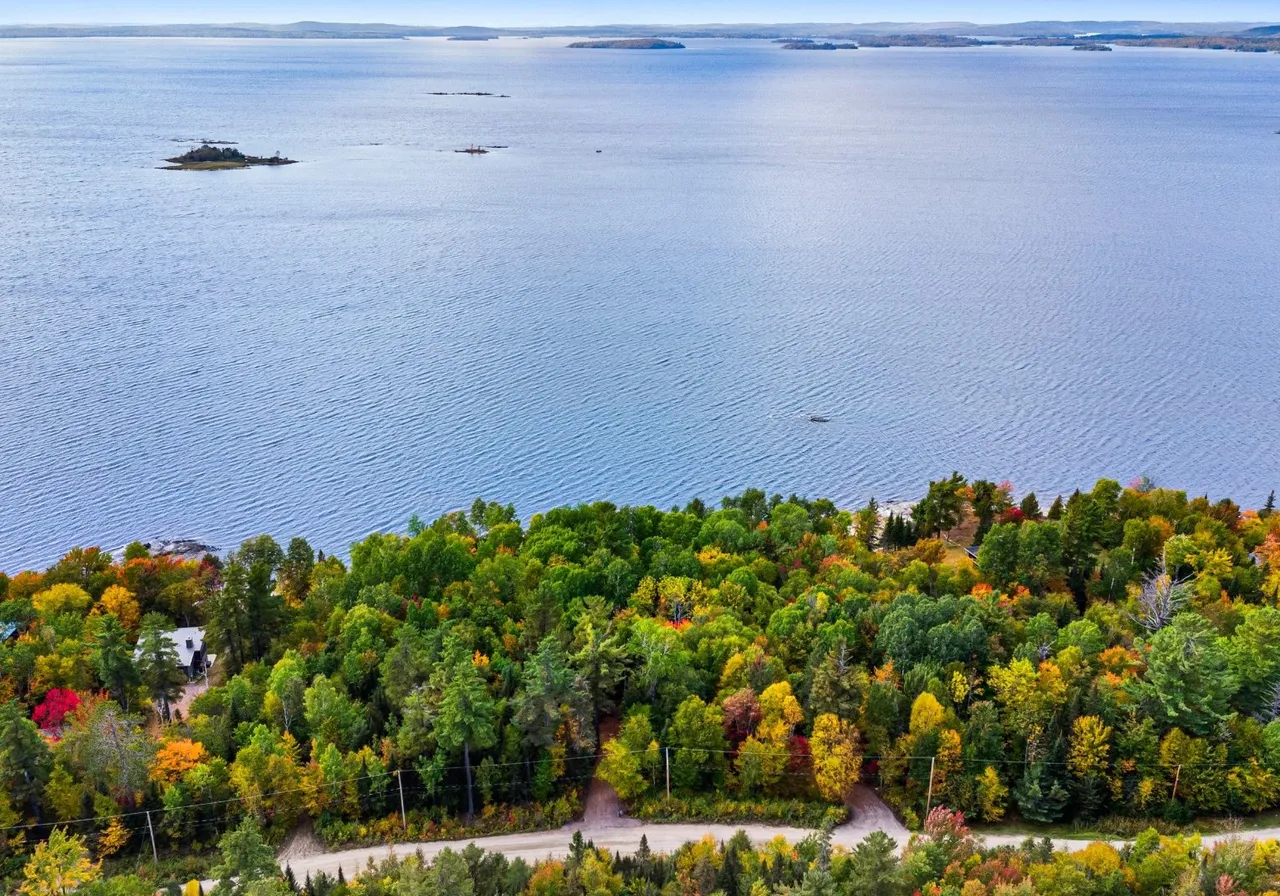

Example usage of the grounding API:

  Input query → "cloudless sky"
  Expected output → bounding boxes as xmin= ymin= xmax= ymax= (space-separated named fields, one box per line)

xmin=7 ymin=1 xmax=1279 ymax=26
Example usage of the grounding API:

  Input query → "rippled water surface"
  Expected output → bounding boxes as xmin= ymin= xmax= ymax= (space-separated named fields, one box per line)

xmin=2 ymin=38 xmax=1278 ymax=569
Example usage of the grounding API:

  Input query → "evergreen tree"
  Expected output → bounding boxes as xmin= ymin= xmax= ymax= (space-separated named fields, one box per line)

xmin=1047 ymin=495 xmax=1064 ymax=520
xmin=0 ymin=700 xmax=51 ymax=821
xmin=1263 ymin=490 xmax=1277 ymax=520
xmin=433 ymin=635 xmax=498 ymax=817
xmin=1019 ymin=492 xmax=1042 ymax=521
xmin=569 ymin=606 xmax=628 ymax=726
xmin=514 ymin=637 xmax=593 ymax=752
xmin=913 ymin=473 xmax=967 ymax=538
xmin=90 ymin=613 xmax=139 ymax=712
xmin=1014 ymin=759 xmax=1071 ymax=823
xmin=846 ymin=831 xmax=907 ymax=896
xmin=136 ymin=613 xmax=189 ymax=722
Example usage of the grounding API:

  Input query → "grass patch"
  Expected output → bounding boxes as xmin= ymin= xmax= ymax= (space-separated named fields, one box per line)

xmin=632 ymin=795 xmax=847 ymax=828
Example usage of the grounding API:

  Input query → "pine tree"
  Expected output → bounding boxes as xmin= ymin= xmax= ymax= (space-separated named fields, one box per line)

xmin=1014 ymin=760 xmax=1071 ymax=823
xmin=1263 ymin=491 xmax=1277 ymax=520
xmin=90 ymin=613 xmax=139 ymax=712
xmin=1019 ymin=492 xmax=1042 ymax=521
xmin=0 ymin=701 xmax=51 ymax=821
xmin=136 ymin=613 xmax=189 ymax=722
xmin=1047 ymin=495 xmax=1064 ymax=520
xmin=433 ymin=635 xmax=498 ymax=818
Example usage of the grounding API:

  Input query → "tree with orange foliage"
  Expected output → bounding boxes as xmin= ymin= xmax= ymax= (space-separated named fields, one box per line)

xmin=151 ymin=739 xmax=209 ymax=785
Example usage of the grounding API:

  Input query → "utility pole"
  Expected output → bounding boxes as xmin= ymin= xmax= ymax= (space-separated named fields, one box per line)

xmin=397 ymin=770 xmax=407 ymax=830
xmin=924 ymin=756 xmax=936 ymax=817
xmin=146 ymin=810 xmax=158 ymax=865
xmin=665 ymin=747 xmax=671 ymax=799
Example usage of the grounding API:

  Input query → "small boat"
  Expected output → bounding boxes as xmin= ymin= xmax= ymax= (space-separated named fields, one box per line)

xmin=457 ymin=145 xmax=489 ymax=154
xmin=809 ymin=415 xmax=832 ymax=424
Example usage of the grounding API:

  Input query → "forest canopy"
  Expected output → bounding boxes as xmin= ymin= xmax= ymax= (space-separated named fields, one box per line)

xmin=1 ymin=477 xmax=1279 ymax=886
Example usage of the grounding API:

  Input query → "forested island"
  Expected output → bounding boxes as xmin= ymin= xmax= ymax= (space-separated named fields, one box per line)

xmin=780 ymin=41 xmax=858 ymax=50
xmin=3 ymin=475 xmax=1280 ymax=893
xmin=163 ymin=144 xmax=297 ymax=171
xmin=567 ymin=39 xmax=686 ymax=49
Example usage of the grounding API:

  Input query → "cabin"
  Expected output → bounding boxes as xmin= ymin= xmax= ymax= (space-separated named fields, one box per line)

xmin=151 ymin=627 xmax=212 ymax=680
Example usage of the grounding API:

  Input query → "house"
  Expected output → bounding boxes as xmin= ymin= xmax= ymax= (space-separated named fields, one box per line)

xmin=140 ymin=627 xmax=213 ymax=680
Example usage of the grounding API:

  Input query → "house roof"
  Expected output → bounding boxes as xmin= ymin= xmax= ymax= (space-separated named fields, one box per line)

xmin=134 ymin=627 xmax=206 ymax=668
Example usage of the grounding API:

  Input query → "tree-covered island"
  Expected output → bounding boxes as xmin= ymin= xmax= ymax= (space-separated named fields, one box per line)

xmin=567 ymin=39 xmax=685 ymax=49
xmin=163 ymin=144 xmax=298 ymax=171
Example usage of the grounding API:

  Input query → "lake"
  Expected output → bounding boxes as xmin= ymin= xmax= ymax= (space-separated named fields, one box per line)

xmin=1 ymin=38 xmax=1278 ymax=570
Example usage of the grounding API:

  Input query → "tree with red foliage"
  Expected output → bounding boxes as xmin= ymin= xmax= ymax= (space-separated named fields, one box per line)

xmin=33 ymin=689 xmax=81 ymax=734
xmin=721 ymin=688 xmax=761 ymax=745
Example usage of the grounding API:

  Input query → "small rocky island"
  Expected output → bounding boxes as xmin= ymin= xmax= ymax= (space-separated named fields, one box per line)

xmin=567 ymin=39 xmax=685 ymax=49
xmin=1073 ymin=43 xmax=1115 ymax=51
xmin=163 ymin=144 xmax=297 ymax=171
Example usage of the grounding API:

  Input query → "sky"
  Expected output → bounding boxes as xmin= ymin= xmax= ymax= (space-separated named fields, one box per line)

xmin=6 ymin=1 xmax=1278 ymax=26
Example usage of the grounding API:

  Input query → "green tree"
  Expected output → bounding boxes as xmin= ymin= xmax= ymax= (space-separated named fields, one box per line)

xmin=667 ymin=696 xmax=725 ymax=790
xmin=303 ymin=675 xmax=365 ymax=752
xmin=1014 ymin=759 xmax=1070 ymax=824
xmin=1134 ymin=613 xmax=1238 ymax=736
xmin=846 ymin=831 xmax=907 ymax=896
xmin=204 ymin=560 xmax=252 ymax=673
xmin=0 ymin=701 xmax=52 ymax=820
xmin=135 ymin=613 xmax=188 ymax=722
xmin=977 ymin=524 xmax=1020 ymax=589
xmin=380 ymin=625 xmax=435 ymax=709
xmin=970 ymin=480 xmax=1005 ymax=544
xmin=569 ymin=608 xmax=628 ymax=727
xmin=1227 ymin=607 xmax=1280 ymax=716
xmin=265 ymin=650 xmax=308 ymax=737
xmin=1019 ymin=492 xmax=1042 ymax=521
xmin=596 ymin=708 xmax=660 ymax=801
xmin=211 ymin=817 xmax=278 ymax=895
xmin=433 ymin=636 xmax=498 ymax=817
xmin=914 ymin=473 xmax=966 ymax=538
xmin=89 ymin=614 xmax=139 ymax=712
xmin=513 ymin=638 xmax=594 ymax=752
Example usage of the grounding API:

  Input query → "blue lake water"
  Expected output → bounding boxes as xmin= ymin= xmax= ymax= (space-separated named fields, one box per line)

xmin=1 ymin=38 xmax=1278 ymax=570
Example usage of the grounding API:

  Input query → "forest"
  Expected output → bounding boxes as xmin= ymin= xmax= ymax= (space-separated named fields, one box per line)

xmin=2 ymin=475 xmax=1280 ymax=891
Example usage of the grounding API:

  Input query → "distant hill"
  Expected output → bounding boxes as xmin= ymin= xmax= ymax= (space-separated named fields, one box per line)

xmin=0 ymin=19 xmax=1275 ymax=41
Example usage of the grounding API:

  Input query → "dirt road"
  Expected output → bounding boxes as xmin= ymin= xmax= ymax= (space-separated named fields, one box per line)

xmin=277 ymin=811 xmax=1280 ymax=884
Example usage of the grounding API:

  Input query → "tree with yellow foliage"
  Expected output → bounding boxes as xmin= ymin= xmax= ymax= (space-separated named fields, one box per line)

xmin=32 ymin=584 xmax=92 ymax=619
xmin=974 ymin=766 xmax=1008 ymax=822
xmin=810 ymin=713 xmax=861 ymax=802
xmin=96 ymin=816 xmax=130 ymax=859
xmin=19 ymin=829 xmax=100 ymax=896
xmin=94 ymin=586 xmax=140 ymax=635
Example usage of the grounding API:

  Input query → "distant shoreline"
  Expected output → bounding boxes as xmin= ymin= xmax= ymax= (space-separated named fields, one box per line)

xmin=2 ymin=21 xmax=1278 ymax=52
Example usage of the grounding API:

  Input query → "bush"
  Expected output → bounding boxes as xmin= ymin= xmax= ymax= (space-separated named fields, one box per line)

xmin=631 ymin=795 xmax=846 ymax=828
xmin=315 ymin=791 xmax=583 ymax=849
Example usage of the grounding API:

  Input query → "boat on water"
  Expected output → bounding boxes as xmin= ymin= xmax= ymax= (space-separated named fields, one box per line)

xmin=457 ymin=145 xmax=489 ymax=154
xmin=809 ymin=415 xmax=832 ymax=424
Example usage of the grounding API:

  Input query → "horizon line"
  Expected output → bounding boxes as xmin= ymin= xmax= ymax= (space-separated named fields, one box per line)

xmin=3 ymin=18 xmax=1276 ymax=28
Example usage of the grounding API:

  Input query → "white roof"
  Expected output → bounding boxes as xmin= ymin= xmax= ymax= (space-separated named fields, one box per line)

xmin=162 ymin=627 xmax=205 ymax=667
